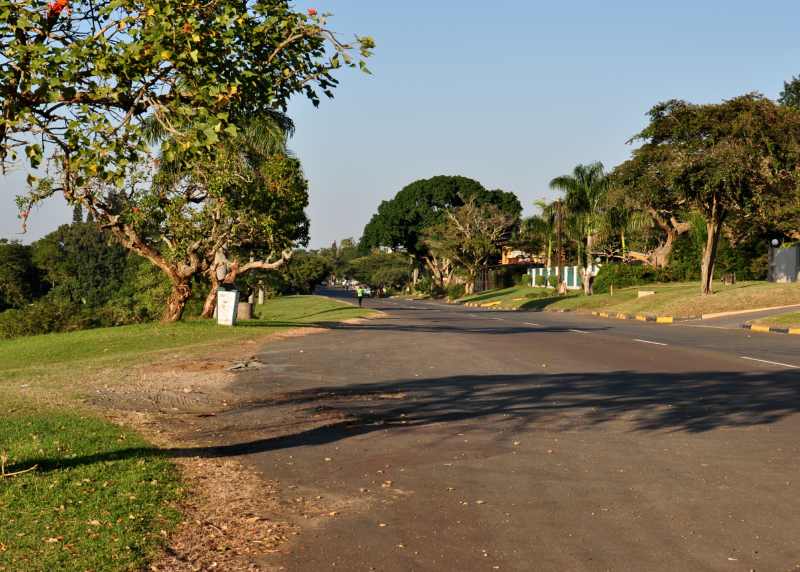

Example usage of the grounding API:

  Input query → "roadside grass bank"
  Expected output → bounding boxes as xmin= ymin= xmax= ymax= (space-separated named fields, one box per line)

xmin=750 ymin=311 xmax=800 ymax=332
xmin=458 ymin=281 xmax=800 ymax=318
xmin=0 ymin=406 xmax=181 ymax=572
xmin=0 ymin=295 xmax=373 ymax=571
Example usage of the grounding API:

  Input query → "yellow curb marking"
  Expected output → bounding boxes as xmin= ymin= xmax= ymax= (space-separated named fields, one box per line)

xmin=656 ymin=316 xmax=674 ymax=324
xmin=749 ymin=324 xmax=771 ymax=333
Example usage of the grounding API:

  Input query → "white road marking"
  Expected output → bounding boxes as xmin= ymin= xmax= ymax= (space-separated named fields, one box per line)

xmin=741 ymin=356 xmax=799 ymax=369
xmin=491 ymin=317 xmax=505 ymax=321
xmin=634 ymin=338 xmax=667 ymax=346
xmin=524 ymin=322 xmax=542 ymax=327
xmin=569 ymin=329 xmax=589 ymax=334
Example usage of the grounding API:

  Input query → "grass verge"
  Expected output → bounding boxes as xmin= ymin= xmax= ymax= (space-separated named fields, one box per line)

xmin=458 ymin=281 xmax=800 ymax=318
xmin=752 ymin=311 xmax=800 ymax=329
xmin=0 ymin=294 xmax=373 ymax=571
xmin=0 ymin=407 xmax=181 ymax=572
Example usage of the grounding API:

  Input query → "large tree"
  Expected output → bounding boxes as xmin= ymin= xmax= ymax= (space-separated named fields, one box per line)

xmin=423 ymin=198 xmax=516 ymax=295
xmin=549 ymin=162 xmax=608 ymax=294
xmin=1 ymin=1 xmax=372 ymax=320
xmin=611 ymin=150 xmax=693 ymax=268
xmin=631 ymin=95 xmax=800 ymax=294
xmin=361 ymin=176 xmax=521 ymax=289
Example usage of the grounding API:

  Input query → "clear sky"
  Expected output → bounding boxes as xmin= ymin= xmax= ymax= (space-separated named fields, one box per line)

xmin=2 ymin=0 xmax=800 ymax=247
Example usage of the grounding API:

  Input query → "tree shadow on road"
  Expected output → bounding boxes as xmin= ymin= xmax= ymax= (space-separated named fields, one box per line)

xmin=17 ymin=368 xmax=800 ymax=473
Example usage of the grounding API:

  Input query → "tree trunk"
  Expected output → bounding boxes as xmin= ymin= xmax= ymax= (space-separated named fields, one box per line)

xmin=545 ymin=237 xmax=552 ymax=268
xmin=201 ymin=273 xmax=220 ymax=319
xmin=700 ymin=216 xmax=723 ymax=296
xmin=162 ymin=280 xmax=193 ymax=323
xmin=584 ymin=233 xmax=593 ymax=295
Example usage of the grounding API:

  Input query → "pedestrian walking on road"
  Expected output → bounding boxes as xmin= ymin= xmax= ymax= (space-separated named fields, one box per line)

xmin=356 ymin=285 xmax=364 ymax=307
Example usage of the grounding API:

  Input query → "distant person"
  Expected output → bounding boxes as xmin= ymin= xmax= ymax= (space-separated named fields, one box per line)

xmin=356 ymin=285 xmax=364 ymax=307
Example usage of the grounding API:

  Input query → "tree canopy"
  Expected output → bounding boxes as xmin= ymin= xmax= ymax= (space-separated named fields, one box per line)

xmin=630 ymin=94 xmax=800 ymax=293
xmin=361 ymin=175 xmax=521 ymax=257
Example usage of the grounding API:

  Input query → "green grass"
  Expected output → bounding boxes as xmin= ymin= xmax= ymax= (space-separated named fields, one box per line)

xmin=752 ymin=311 xmax=800 ymax=329
xmin=0 ymin=409 xmax=180 ymax=572
xmin=0 ymin=295 xmax=372 ymax=388
xmin=458 ymin=281 xmax=800 ymax=317
xmin=0 ymin=294 xmax=372 ymax=571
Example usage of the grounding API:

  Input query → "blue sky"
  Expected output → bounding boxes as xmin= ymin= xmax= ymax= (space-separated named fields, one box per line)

xmin=3 ymin=0 xmax=800 ymax=246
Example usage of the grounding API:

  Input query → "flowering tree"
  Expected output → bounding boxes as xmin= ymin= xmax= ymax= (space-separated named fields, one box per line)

xmin=1 ymin=0 xmax=373 ymax=319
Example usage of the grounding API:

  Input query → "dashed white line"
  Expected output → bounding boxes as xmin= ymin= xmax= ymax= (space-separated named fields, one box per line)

xmin=741 ymin=356 xmax=799 ymax=369
xmin=524 ymin=322 xmax=542 ymax=327
xmin=633 ymin=338 xmax=668 ymax=346
xmin=569 ymin=329 xmax=589 ymax=334
xmin=491 ymin=317 xmax=505 ymax=321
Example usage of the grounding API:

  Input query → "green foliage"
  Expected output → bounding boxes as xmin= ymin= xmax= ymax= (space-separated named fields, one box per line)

xmin=593 ymin=263 xmax=667 ymax=294
xmin=779 ymin=75 xmax=800 ymax=109
xmin=361 ymin=176 xmax=522 ymax=257
xmin=0 ymin=240 xmax=40 ymax=310
xmin=423 ymin=197 xmax=517 ymax=288
xmin=31 ymin=222 xmax=129 ymax=308
xmin=2 ymin=1 xmax=373 ymax=200
xmin=347 ymin=252 xmax=411 ymax=288
xmin=0 ymin=410 xmax=181 ymax=572
xmin=268 ymin=251 xmax=332 ymax=295
xmin=446 ymin=283 xmax=466 ymax=300
xmin=630 ymin=95 xmax=800 ymax=292
xmin=535 ymin=274 xmax=547 ymax=287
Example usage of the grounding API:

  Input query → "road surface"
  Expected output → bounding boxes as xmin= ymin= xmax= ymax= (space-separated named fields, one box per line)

xmin=217 ymin=290 xmax=800 ymax=572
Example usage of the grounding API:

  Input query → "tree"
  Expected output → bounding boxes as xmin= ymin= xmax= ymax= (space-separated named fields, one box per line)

xmin=423 ymin=198 xmax=516 ymax=295
xmin=0 ymin=240 xmax=39 ymax=311
xmin=779 ymin=75 xmax=800 ymax=109
xmin=347 ymin=252 xmax=412 ymax=289
xmin=182 ymin=115 xmax=310 ymax=318
xmin=610 ymin=152 xmax=693 ymax=268
xmin=361 ymin=176 xmax=521 ymax=289
xmin=631 ymin=95 xmax=800 ymax=294
xmin=2 ymin=2 xmax=373 ymax=320
xmin=31 ymin=220 xmax=129 ymax=309
xmin=549 ymin=162 xmax=609 ymax=294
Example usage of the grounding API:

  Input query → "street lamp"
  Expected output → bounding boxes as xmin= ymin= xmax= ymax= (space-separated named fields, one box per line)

xmin=771 ymin=238 xmax=780 ymax=247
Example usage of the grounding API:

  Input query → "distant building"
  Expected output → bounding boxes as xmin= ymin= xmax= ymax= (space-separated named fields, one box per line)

xmin=501 ymin=246 xmax=544 ymax=266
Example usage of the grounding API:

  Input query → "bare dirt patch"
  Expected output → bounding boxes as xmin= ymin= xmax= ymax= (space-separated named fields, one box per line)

xmin=91 ymin=320 xmax=379 ymax=571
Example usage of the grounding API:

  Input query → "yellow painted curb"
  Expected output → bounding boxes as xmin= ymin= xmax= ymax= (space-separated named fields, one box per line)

xmin=481 ymin=301 xmax=502 ymax=307
xmin=789 ymin=328 xmax=800 ymax=335
xmin=750 ymin=324 xmax=771 ymax=333
xmin=656 ymin=316 xmax=673 ymax=324
xmin=635 ymin=315 xmax=647 ymax=321
xmin=599 ymin=312 xmax=609 ymax=318
xmin=616 ymin=313 xmax=628 ymax=320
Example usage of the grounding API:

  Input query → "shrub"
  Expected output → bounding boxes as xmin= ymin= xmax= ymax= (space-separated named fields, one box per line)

xmin=548 ymin=274 xmax=559 ymax=288
xmin=593 ymin=263 xmax=667 ymax=294
xmin=534 ymin=274 xmax=547 ymax=287
xmin=446 ymin=283 xmax=466 ymax=300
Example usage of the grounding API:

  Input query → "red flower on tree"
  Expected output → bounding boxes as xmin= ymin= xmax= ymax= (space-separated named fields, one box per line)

xmin=307 ymin=7 xmax=317 ymax=16
xmin=48 ymin=0 xmax=68 ymax=16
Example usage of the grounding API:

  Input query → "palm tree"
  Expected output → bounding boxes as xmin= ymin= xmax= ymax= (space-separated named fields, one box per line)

xmin=601 ymin=204 xmax=651 ymax=260
xmin=550 ymin=162 xmax=608 ymax=294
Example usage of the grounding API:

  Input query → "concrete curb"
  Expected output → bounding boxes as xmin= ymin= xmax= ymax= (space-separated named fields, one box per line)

xmin=741 ymin=323 xmax=800 ymax=335
xmin=589 ymin=311 xmax=698 ymax=324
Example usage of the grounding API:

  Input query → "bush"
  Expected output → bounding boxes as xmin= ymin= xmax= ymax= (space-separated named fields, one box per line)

xmin=548 ymin=274 xmax=559 ymax=288
xmin=534 ymin=274 xmax=547 ymax=287
xmin=593 ymin=263 xmax=667 ymax=294
xmin=446 ymin=283 xmax=466 ymax=300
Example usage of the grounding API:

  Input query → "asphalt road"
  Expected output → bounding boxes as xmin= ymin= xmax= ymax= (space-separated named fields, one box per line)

xmin=224 ymin=290 xmax=800 ymax=572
